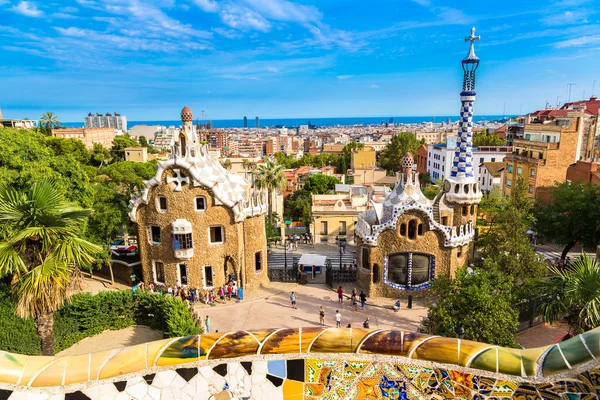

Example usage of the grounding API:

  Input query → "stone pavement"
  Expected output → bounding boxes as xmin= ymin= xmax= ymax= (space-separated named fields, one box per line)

xmin=516 ymin=322 xmax=569 ymax=349
xmin=198 ymin=283 xmax=428 ymax=334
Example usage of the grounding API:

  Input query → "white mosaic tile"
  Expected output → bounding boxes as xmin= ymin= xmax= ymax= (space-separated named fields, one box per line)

xmin=7 ymin=392 xmax=27 ymax=400
xmin=48 ymin=395 xmax=64 ymax=400
xmin=153 ymin=370 xmax=177 ymax=388
xmin=126 ymin=380 xmax=149 ymax=399
xmin=147 ymin=385 xmax=161 ymax=400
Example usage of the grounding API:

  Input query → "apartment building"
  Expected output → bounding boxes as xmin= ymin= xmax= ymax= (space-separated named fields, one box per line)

xmin=52 ymin=127 xmax=115 ymax=149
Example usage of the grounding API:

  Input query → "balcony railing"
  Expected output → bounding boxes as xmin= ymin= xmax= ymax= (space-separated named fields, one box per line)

xmin=174 ymin=248 xmax=194 ymax=260
xmin=504 ymin=154 xmax=545 ymax=166
xmin=513 ymin=139 xmax=559 ymax=150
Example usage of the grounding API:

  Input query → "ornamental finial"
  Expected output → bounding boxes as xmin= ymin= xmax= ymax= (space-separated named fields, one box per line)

xmin=463 ymin=27 xmax=480 ymax=61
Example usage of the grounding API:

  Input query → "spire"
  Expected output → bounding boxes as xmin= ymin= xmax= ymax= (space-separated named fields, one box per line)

xmin=461 ymin=27 xmax=481 ymax=94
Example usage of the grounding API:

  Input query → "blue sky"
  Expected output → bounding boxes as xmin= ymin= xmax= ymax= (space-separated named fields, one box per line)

xmin=0 ymin=0 xmax=599 ymax=121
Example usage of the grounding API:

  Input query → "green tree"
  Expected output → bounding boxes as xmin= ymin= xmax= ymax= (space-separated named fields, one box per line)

xmin=45 ymin=137 xmax=91 ymax=165
xmin=419 ymin=264 xmax=518 ymax=347
xmin=0 ymin=181 xmax=102 ymax=355
xmin=90 ymin=143 xmax=112 ymax=167
xmin=303 ymin=174 xmax=341 ymax=194
xmin=138 ymin=136 xmax=149 ymax=147
xmin=477 ymin=187 xmax=506 ymax=226
xmin=284 ymin=190 xmax=312 ymax=227
xmin=479 ymin=177 xmax=546 ymax=291
xmin=534 ymin=181 xmax=600 ymax=264
xmin=110 ymin=135 xmax=139 ymax=161
xmin=472 ymin=129 xmax=505 ymax=147
xmin=39 ymin=112 xmax=61 ymax=132
xmin=534 ymin=254 xmax=600 ymax=337
xmin=254 ymin=160 xmax=287 ymax=223
xmin=379 ymin=133 xmax=422 ymax=173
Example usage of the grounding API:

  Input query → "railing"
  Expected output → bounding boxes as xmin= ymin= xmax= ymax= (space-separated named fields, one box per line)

xmin=325 ymin=266 xmax=357 ymax=287
xmin=268 ymin=268 xmax=299 ymax=282
xmin=514 ymin=295 xmax=547 ymax=332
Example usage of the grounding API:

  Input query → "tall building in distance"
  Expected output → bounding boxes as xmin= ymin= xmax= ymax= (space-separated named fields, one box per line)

xmin=255 ymin=116 xmax=260 ymax=128
xmin=243 ymin=116 xmax=248 ymax=128
xmin=85 ymin=112 xmax=127 ymax=131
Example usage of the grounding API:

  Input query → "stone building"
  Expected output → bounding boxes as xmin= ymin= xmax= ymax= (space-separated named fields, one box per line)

xmin=129 ymin=106 xmax=270 ymax=291
xmin=355 ymin=28 xmax=482 ymax=297
xmin=51 ymin=127 xmax=115 ymax=149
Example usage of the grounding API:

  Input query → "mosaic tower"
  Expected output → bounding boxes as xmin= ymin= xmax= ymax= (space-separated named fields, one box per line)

xmin=444 ymin=27 xmax=483 ymax=204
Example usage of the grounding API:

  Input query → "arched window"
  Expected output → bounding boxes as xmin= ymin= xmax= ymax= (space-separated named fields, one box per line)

xmin=462 ymin=206 xmax=468 ymax=216
xmin=362 ymin=248 xmax=370 ymax=270
xmin=373 ymin=263 xmax=380 ymax=283
xmin=408 ymin=220 xmax=417 ymax=240
xmin=418 ymin=223 xmax=423 ymax=236
xmin=386 ymin=252 xmax=434 ymax=290
xmin=400 ymin=223 xmax=407 ymax=236
xmin=470 ymin=205 xmax=475 ymax=215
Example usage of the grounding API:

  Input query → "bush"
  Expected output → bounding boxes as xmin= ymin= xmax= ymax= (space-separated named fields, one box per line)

xmin=0 ymin=282 xmax=200 ymax=355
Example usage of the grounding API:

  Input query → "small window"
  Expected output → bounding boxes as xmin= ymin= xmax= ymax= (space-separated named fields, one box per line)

xmin=530 ymin=169 xmax=536 ymax=176
xmin=400 ymin=223 xmax=407 ymax=236
xmin=408 ymin=220 xmax=417 ymax=240
xmin=470 ymin=205 xmax=475 ymax=214
xmin=153 ymin=261 xmax=165 ymax=284
xmin=508 ymin=165 xmax=513 ymax=173
xmin=491 ymin=157 xmax=495 ymax=162
xmin=372 ymin=263 xmax=380 ymax=283
xmin=517 ymin=167 xmax=523 ymax=175
xmin=457 ymin=247 xmax=462 ymax=258
xmin=150 ymin=226 xmax=161 ymax=244
xmin=528 ymin=185 xmax=533 ymax=193
xmin=417 ymin=223 xmax=423 ymax=236
xmin=506 ymin=179 xmax=512 ymax=188
xmin=441 ymin=216 xmax=448 ymax=226
xmin=255 ymin=251 xmax=262 ymax=271
xmin=362 ymin=248 xmax=370 ymax=270
xmin=158 ymin=196 xmax=168 ymax=212
xmin=179 ymin=263 xmax=188 ymax=286
xmin=339 ymin=221 xmax=347 ymax=235
xmin=209 ymin=226 xmax=224 ymax=244
xmin=195 ymin=196 xmax=206 ymax=211
xmin=173 ymin=233 xmax=193 ymax=249
xmin=203 ymin=265 xmax=213 ymax=287
xmin=462 ymin=206 xmax=468 ymax=216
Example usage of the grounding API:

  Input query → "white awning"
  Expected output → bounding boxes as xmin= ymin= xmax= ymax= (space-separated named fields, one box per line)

xmin=298 ymin=254 xmax=328 ymax=266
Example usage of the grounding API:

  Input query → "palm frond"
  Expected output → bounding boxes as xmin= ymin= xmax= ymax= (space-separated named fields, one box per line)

xmin=0 ymin=242 xmax=27 ymax=275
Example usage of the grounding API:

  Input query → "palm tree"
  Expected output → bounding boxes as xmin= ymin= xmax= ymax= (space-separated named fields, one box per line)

xmin=535 ymin=254 xmax=600 ymax=338
xmin=0 ymin=181 xmax=101 ymax=355
xmin=254 ymin=160 xmax=287 ymax=223
xmin=40 ymin=112 xmax=60 ymax=132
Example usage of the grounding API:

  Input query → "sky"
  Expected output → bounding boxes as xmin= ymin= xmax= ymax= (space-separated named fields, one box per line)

xmin=0 ymin=0 xmax=599 ymax=121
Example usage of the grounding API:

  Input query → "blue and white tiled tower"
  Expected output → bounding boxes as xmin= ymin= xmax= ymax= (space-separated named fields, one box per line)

xmin=444 ymin=27 xmax=483 ymax=205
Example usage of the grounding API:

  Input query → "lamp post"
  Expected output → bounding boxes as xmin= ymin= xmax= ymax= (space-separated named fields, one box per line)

xmin=335 ymin=236 xmax=344 ymax=271
xmin=284 ymin=238 xmax=287 ymax=269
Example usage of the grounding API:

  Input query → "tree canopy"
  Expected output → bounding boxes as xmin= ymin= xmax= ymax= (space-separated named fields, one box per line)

xmin=472 ymin=129 xmax=506 ymax=147
xmin=303 ymin=174 xmax=341 ymax=194
xmin=534 ymin=181 xmax=600 ymax=262
xmin=379 ymin=133 xmax=423 ymax=173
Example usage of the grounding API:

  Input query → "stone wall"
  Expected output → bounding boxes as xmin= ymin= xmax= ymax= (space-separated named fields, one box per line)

xmin=242 ymin=215 xmax=269 ymax=291
xmin=1 ymin=326 xmax=600 ymax=399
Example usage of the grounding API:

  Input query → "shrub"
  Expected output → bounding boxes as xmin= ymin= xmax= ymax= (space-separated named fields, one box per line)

xmin=0 ymin=282 xmax=200 ymax=355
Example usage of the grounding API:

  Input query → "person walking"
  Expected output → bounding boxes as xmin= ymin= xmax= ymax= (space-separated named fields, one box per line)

xmin=218 ymin=286 xmax=225 ymax=302
xmin=360 ymin=290 xmax=367 ymax=310
xmin=351 ymin=292 xmax=358 ymax=311
xmin=290 ymin=291 xmax=297 ymax=309
xmin=337 ymin=286 xmax=343 ymax=304
xmin=335 ymin=310 xmax=341 ymax=328
xmin=319 ymin=306 xmax=326 ymax=325
xmin=205 ymin=315 xmax=211 ymax=333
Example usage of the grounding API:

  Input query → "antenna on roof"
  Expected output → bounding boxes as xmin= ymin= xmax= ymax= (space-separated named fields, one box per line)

xmin=592 ymin=80 xmax=596 ymax=97
xmin=567 ymin=83 xmax=576 ymax=102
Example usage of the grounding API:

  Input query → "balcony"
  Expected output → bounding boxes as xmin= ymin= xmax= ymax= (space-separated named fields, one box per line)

xmin=513 ymin=139 xmax=559 ymax=150
xmin=174 ymin=248 xmax=194 ymax=260
xmin=504 ymin=153 xmax=546 ymax=166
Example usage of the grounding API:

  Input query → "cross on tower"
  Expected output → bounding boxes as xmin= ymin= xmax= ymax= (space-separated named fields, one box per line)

xmin=167 ymin=169 xmax=189 ymax=192
xmin=465 ymin=27 xmax=480 ymax=44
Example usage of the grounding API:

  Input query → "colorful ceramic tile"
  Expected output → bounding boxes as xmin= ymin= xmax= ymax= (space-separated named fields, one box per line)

xmin=411 ymin=336 xmax=460 ymax=365
xmin=358 ymin=330 xmax=404 ymax=356
xmin=496 ymin=347 xmax=523 ymax=377
xmin=207 ymin=331 xmax=259 ymax=360
xmin=558 ymin=335 xmax=595 ymax=368
xmin=62 ymin=354 xmax=92 ymax=385
xmin=99 ymin=343 xmax=148 ymax=379
xmin=0 ymin=351 xmax=28 ymax=385
xmin=542 ymin=345 xmax=572 ymax=376
xmin=309 ymin=328 xmax=354 ymax=353
xmin=469 ymin=347 xmax=498 ymax=373
xmin=261 ymin=329 xmax=301 ymax=354
xmin=283 ymin=380 xmax=303 ymax=398
xmin=156 ymin=336 xmax=200 ymax=366
xmin=520 ymin=346 xmax=547 ymax=377
xmin=29 ymin=356 xmax=67 ymax=387
xmin=299 ymin=328 xmax=324 ymax=354
xmin=17 ymin=356 xmax=55 ymax=386
xmin=268 ymin=360 xmax=286 ymax=378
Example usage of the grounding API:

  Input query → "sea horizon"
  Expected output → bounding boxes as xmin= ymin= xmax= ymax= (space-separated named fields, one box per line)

xmin=62 ymin=114 xmax=512 ymax=129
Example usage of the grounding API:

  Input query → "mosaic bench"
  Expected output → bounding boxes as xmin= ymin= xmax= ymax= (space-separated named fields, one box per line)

xmin=0 ymin=327 xmax=599 ymax=399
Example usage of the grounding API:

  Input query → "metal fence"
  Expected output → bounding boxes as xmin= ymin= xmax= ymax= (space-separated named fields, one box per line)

xmin=268 ymin=268 xmax=299 ymax=283
xmin=325 ymin=266 xmax=357 ymax=287
xmin=514 ymin=296 xmax=546 ymax=332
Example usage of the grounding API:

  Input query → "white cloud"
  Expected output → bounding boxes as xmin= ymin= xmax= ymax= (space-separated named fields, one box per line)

xmin=554 ymin=34 xmax=600 ymax=48
xmin=239 ymin=0 xmax=321 ymax=23
xmin=52 ymin=12 xmax=79 ymax=19
xmin=542 ymin=10 xmax=589 ymax=26
xmin=266 ymin=66 xmax=279 ymax=73
xmin=220 ymin=4 xmax=271 ymax=32
xmin=193 ymin=0 xmax=219 ymax=12
xmin=10 ymin=1 xmax=43 ymax=17
xmin=368 ymin=84 xmax=379 ymax=88
xmin=410 ymin=0 xmax=431 ymax=6
xmin=212 ymin=27 xmax=243 ymax=39
xmin=337 ymin=75 xmax=353 ymax=80
xmin=60 ymin=6 xmax=78 ymax=13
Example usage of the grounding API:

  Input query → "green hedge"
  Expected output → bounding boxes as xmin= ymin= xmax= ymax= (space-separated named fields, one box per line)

xmin=0 ymin=283 xmax=200 ymax=355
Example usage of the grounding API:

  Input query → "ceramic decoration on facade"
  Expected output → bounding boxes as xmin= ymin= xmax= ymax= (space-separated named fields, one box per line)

xmin=355 ymin=28 xmax=483 ymax=297
xmin=1 ymin=327 xmax=600 ymax=399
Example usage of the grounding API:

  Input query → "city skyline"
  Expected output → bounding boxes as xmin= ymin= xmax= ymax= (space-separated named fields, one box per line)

xmin=1 ymin=0 xmax=599 ymax=121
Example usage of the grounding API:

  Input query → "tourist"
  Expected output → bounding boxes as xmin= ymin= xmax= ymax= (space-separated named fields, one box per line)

xmin=360 ymin=290 xmax=367 ymax=310
xmin=218 ymin=286 xmax=225 ymax=302
xmin=227 ymin=284 xmax=233 ymax=300
xmin=351 ymin=292 xmax=358 ymax=311
xmin=346 ymin=323 xmax=351 ymax=328
xmin=335 ymin=310 xmax=341 ymax=328
xmin=319 ymin=306 xmax=326 ymax=325
xmin=231 ymin=280 xmax=238 ymax=298
xmin=205 ymin=315 xmax=210 ymax=333
xmin=290 ymin=291 xmax=297 ymax=309
xmin=337 ymin=286 xmax=343 ymax=304
xmin=363 ymin=318 xmax=370 ymax=329
xmin=394 ymin=300 xmax=401 ymax=312
xmin=312 ymin=265 xmax=316 ymax=279
xmin=167 ymin=285 xmax=173 ymax=296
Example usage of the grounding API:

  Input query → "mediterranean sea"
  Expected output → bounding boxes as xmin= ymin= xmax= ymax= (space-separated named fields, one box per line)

xmin=62 ymin=115 xmax=510 ymax=129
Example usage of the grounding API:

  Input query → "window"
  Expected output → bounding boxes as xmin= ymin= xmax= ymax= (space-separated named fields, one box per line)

xmin=508 ymin=165 xmax=513 ymax=173
xmin=470 ymin=205 xmax=475 ymax=214
xmin=255 ymin=252 xmax=262 ymax=271
xmin=195 ymin=196 xmax=206 ymax=211
xmin=158 ymin=196 xmax=168 ymax=212
xmin=491 ymin=158 xmax=495 ymax=162
xmin=462 ymin=206 xmax=468 ymax=216
xmin=441 ymin=216 xmax=448 ymax=226
xmin=320 ymin=221 xmax=328 ymax=235
xmin=339 ymin=221 xmax=347 ymax=235
xmin=203 ymin=265 xmax=213 ymax=287
xmin=408 ymin=220 xmax=417 ymax=240
xmin=528 ymin=185 xmax=533 ymax=193
xmin=386 ymin=252 xmax=434 ymax=289
xmin=209 ymin=226 xmax=224 ymax=244
xmin=150 ymin=226 xmax=161 ymax=244
xmin=479 ymin=157 xmax=484 ymax=163
xmin=373 ymin=263 xmax=380 ymax=283
xmin=153 ymin=261 xmax=165 ymax=284
xmin=530 ymin=169 xmax=536 ymax=176
xmin=417 ymin=223 xmax=423 ymax=236
xmin=506 ymin=179 xmax=512 ymax=188
xmin=400 ymin=223 xmax=407 ymax=236
xmin=173 ymin=233 xmax=193 ymax=249
xmin=362 ymin=248 xmax=370 ymax=270
xmin=178 ymin=263 xmax=188 ymax=286
xmin=517 ymin=167 xmax=523 ymax=175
